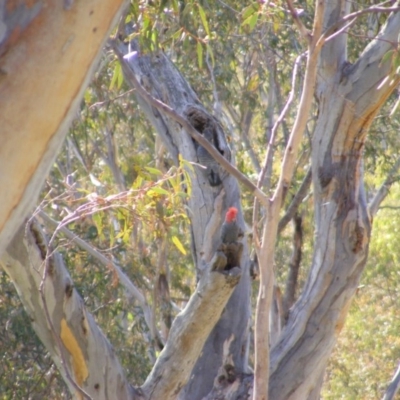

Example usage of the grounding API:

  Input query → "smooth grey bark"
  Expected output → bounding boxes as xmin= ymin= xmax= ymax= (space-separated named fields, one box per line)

xmin=120 ymin=45 xmax=251 ymax=400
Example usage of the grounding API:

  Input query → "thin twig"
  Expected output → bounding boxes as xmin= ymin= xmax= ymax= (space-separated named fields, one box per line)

xmin=369 ymin=156 xmax=400 ymax=216
xmin=278 ymin=167 xmax=312 ymax=234
xmin=321 ymin=3 xmax=400 ymax=45
xmin=286 ymin=0 xmax=310 ymax=41
xmin=88 ymin=89 xmax=135 ymax=109
xmin=37 ymin=211 xmax=151 ymax=315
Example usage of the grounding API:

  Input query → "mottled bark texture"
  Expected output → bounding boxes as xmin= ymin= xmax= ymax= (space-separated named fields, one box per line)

xmin=269 ymin=6 xmax=400 ymax=399
xmin=0 ymin=0 xmax=127 ymax=257
xmin=121 ymin=45 xmax=251 ymax=400
xmin=1 ymin=220 xmax=137 ymax=400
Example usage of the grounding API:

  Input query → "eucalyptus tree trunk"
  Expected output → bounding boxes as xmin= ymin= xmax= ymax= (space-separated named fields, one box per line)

xmin=0 ymin=0 xmax=126 ymax=257
xmin=269 ymin=5 xmax=400 ymax=399
xmin=120 ymin=44 xmax=251 ymax=400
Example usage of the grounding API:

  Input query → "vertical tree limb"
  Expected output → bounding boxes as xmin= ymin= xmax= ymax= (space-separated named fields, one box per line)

xmin=252 ymin=3 xmax=325 ymax=398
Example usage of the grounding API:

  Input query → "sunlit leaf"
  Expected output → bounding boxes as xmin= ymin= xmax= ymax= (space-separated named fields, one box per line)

xmin=109 ymin=62 xmax=123 ymax=90
xmin=172 ymin=235 xmax=186 ymax=255
xmin=148 ymin=187 xmax=170 ymax=196
xmin=198 ymin=4 xmax=210 ymax=37
xmin=144 ymin=166 xmax=163 ymax=175
xmin=242 ymin=12 xmax=259 ymax=33
xmin=241 ymin=3 xmax=258 ymax=21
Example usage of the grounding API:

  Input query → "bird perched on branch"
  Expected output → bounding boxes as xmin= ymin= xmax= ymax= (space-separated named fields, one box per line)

xmin=219 ymin=207 xmax=243 ymax=270
xmin=220 ymin=207 xmax=242 ymax=244
xmin=197 ymin=144 xmax=222 ymax=186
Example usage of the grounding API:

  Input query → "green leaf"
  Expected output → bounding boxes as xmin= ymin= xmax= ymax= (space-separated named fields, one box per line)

xmin=248 ymin=12 xmax=259 ymax=32
xmin=242 ymin=3 xmax=258 ymax=21
xmin=171 ymin=0 xmax=179 ymax=13
xmin=197 ymin=41 xmax=203 ymax=69
xmin=198 ymin=4 xmax=210 ymax=37
xmin=132 ymin=175 xmax=144 ymax=189
xmin=92 ymin=212 xmax=103 ymax=236
xmin=172 ymin=235 xmax=187 ymax=255
xmin=242 ymin=12 xmax=259 ymax=33
xmin=148 ymin=187 xmax=170 ymax=196
xmin=110 ymin=62 xmax=122 ymax=90
xmin=144 ymin=166 xmax=163 ymax=175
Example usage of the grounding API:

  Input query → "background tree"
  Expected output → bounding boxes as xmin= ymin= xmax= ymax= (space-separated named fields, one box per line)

xmin=1 ymin=1 xmax=400 ymax=399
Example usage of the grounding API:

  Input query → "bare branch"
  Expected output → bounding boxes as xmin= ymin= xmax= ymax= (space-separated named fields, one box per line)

xmin=369 ymin=156 xmax=400 ymax=216
xmin=321 ymin=2 xmax=400 ymax=44
xmin=278 ymin=168 xmax=312 ymax=234
xmin=35 ymin=220 xmax=93 ymax=400
xmin=252 ymin=53 xmax=304 ymax=246
xmin=286 ymin=0 xmax=311 ymax=41
xmin=1 ymin=221 xmax=136 ymax=399
xmin=257 ymin=53 xmax=305 ymax=193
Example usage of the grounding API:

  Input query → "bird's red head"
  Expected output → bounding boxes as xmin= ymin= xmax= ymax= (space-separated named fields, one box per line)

xmin=225 ymin=207 xmax=238 ymax=223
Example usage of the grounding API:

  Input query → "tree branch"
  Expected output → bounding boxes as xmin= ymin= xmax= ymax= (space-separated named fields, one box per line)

xmin=321 ymin=2 xmax=400 ymax=44
xmin=141 ymin=254 xmax=241 ymax=400
xmin=111 ymin=42 xmax=269 ymax=209
xmin=278 ymin=168 xmax=312 ymax=234
xmin=253 ymin=2 xmax=326 ymax=398
xmin=252 ymin=53 xmax=304 ymax=246
xmin=286 ymin=0 xmax=311 ymax=41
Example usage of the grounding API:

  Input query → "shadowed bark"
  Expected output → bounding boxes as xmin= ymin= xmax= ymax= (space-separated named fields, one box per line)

xmin=282 ymin=214 xmax=303 ymax=322
xmin=1 ymin=219 xmax=241 ymax=400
